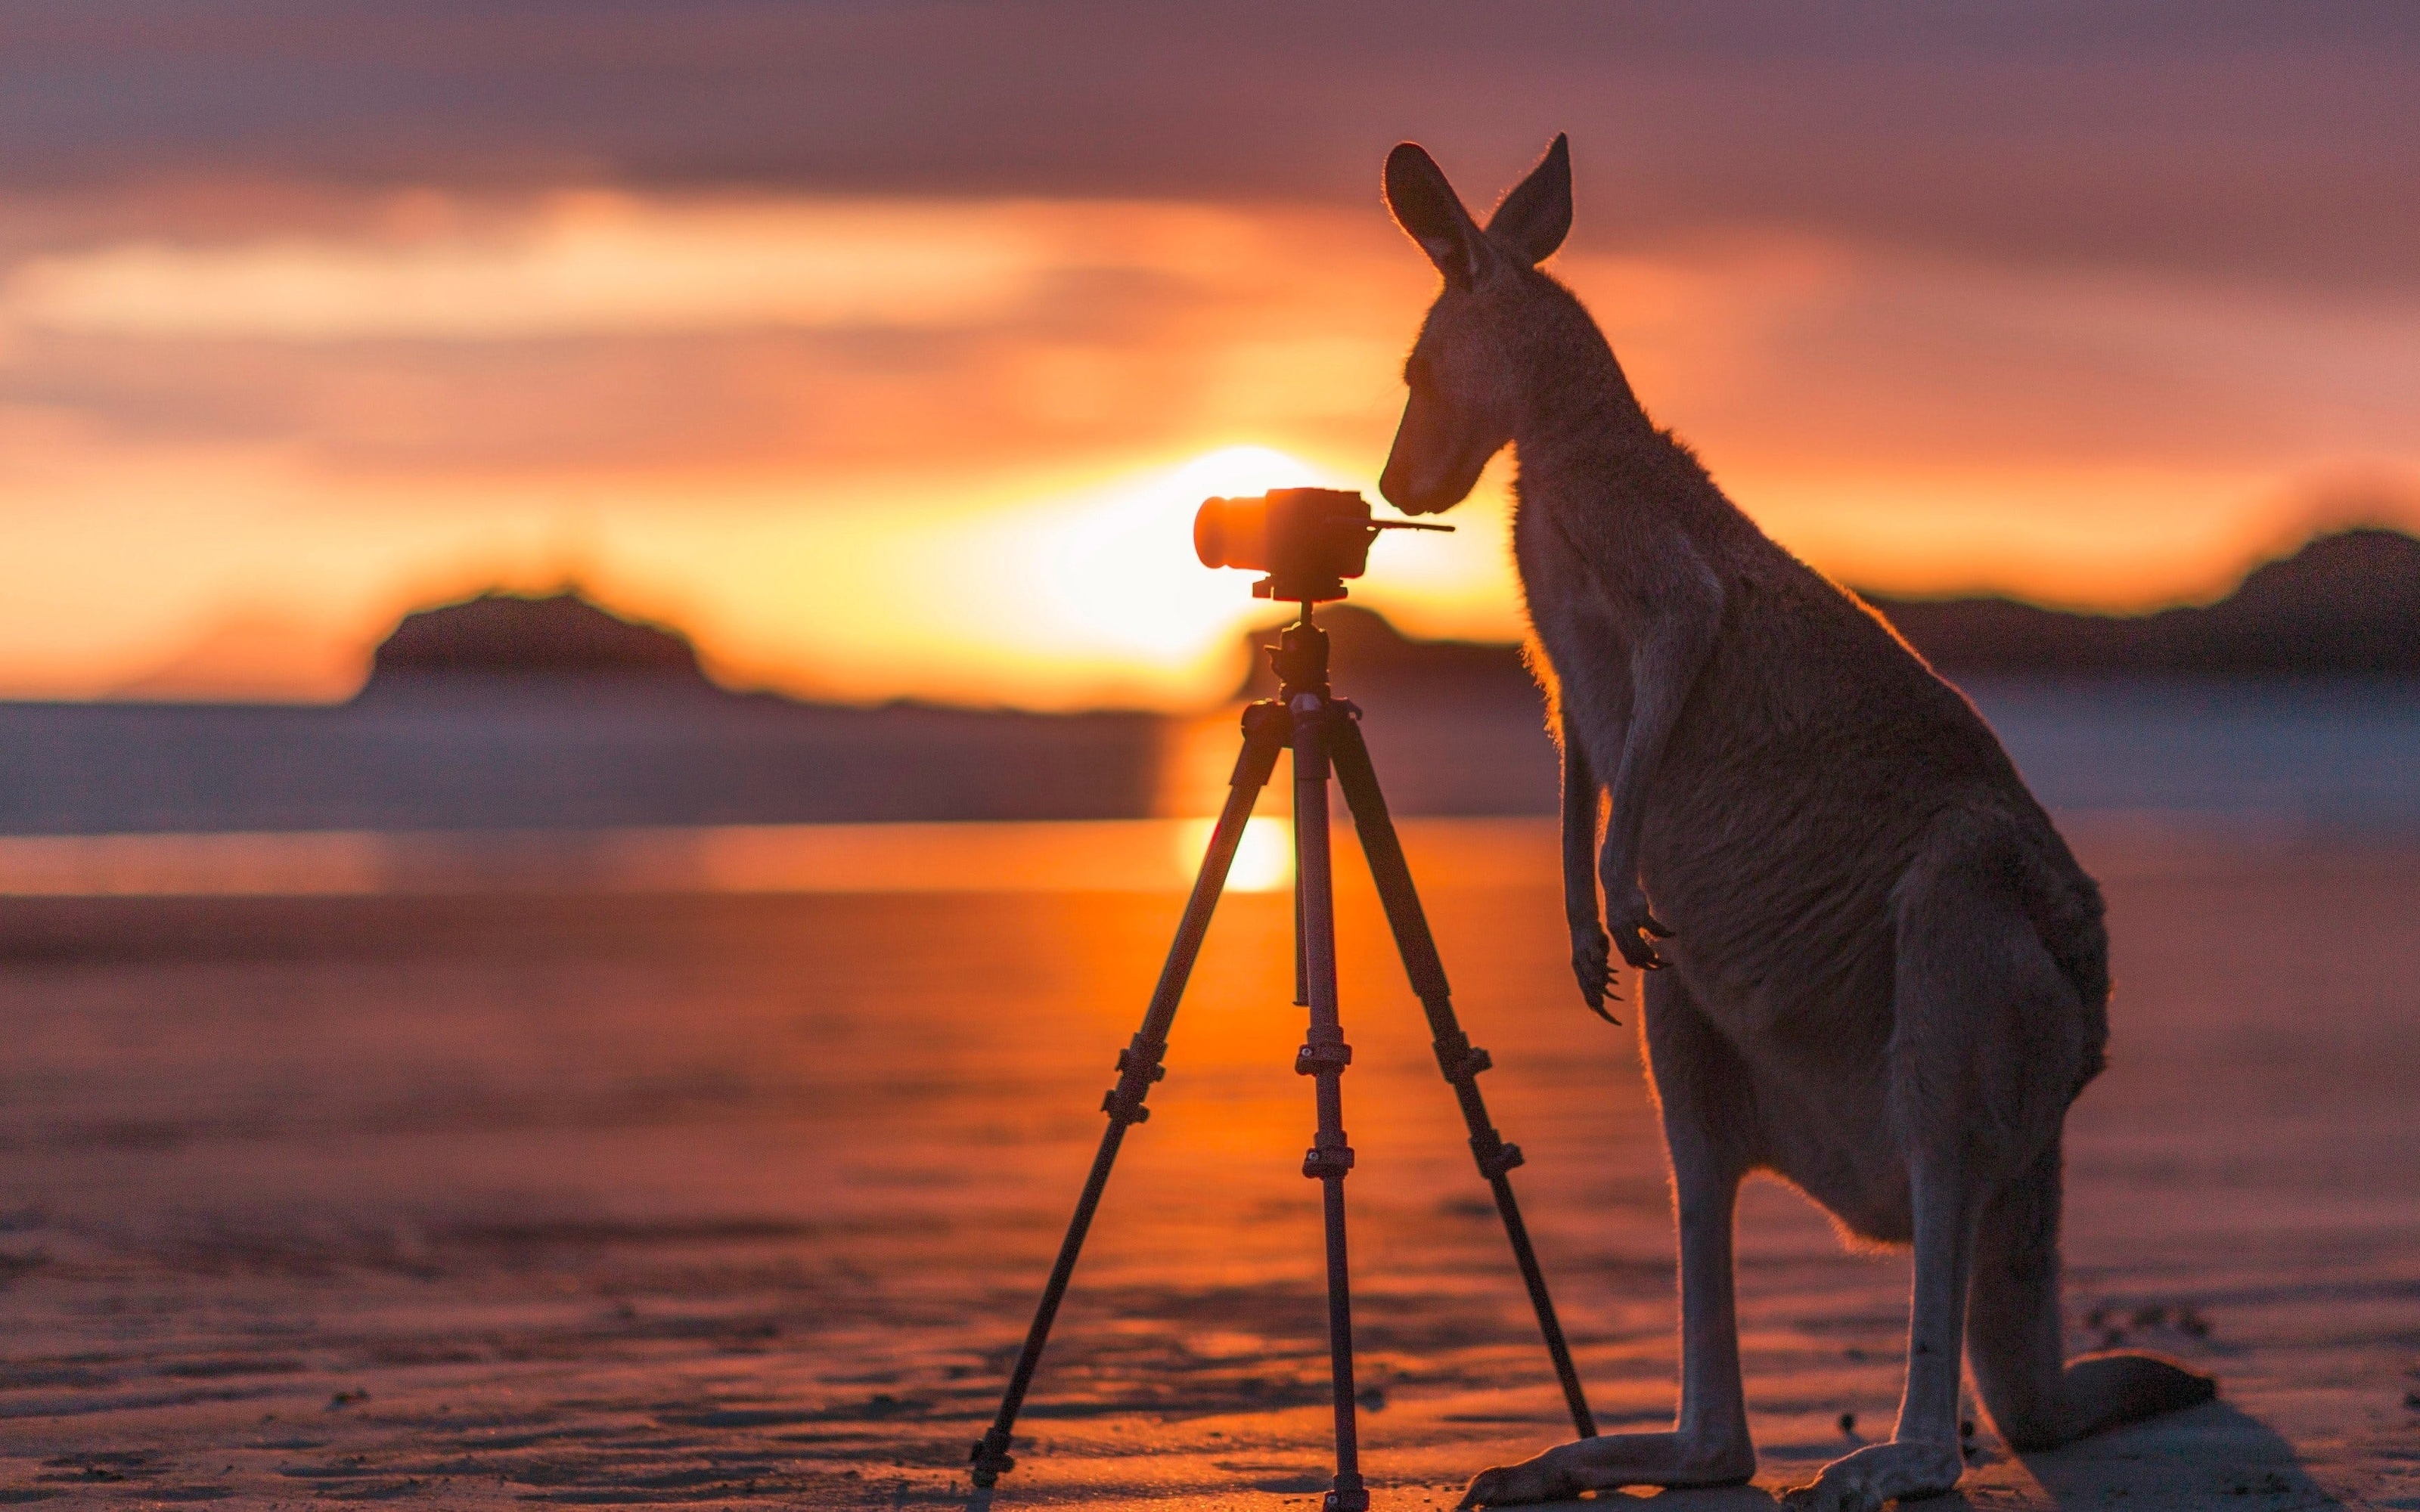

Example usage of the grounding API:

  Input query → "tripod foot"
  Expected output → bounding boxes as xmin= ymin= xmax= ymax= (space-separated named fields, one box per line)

xmin=970 ymin=1427 xmax=1016 ymax=1487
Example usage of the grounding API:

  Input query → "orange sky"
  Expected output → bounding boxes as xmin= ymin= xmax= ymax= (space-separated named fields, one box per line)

xmin=2 ymin=6 xmax=2415 ymax=708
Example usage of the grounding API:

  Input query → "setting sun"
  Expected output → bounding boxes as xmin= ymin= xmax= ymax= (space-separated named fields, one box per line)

xmin=1005 ymin=444 xmax=1339 ymax=668
xmin=624 ymin=442 xmax=1522 ymax=714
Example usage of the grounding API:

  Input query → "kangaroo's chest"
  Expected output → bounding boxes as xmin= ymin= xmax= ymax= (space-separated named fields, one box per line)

xmin=1512 ymin=500 xmax=1634 ymax=764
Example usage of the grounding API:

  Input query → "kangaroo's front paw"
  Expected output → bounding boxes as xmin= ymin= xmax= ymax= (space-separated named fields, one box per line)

xmin=1604 ymin=888 xmax=1673 ymax=971
xmin=1569 ymin=920 xmax=1618 ymax=1020
xmin=1782 ymin=1440 xmax=1963 ymax=1512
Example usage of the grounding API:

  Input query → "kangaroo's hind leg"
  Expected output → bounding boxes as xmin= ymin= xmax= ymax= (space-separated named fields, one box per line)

xmin=1967 ymin=1133 xmax=2216 ymax=1450
xmin=1459 ymin=970 xmax=1758 ymax=1507
xmin=1789 ymin=823 xmax=2081 ymax=1512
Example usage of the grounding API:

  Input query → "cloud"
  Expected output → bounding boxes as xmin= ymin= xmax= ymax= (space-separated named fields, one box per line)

xmin=4 ymin=188 xmax=2412 ymax=538
xmin=0 ymin=194 xmax=1429 ymax=477
xmin=4 ymin=196 xmax=1054 ymax=342
xmin=5 ymin=2 xmax=2413 ymax=291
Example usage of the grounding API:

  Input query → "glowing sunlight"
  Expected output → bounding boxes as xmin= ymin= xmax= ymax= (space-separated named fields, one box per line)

xmin=1176 ymin=816 xmax=1293 ymax=894
xmin=1019 ymin=445 xmax=1338 ymax=665
xmin=726 ymin=445 xmax=1522 ymax=711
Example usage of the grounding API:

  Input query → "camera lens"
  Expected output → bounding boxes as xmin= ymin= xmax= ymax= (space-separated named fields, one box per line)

xmin=1194 ymin=496 xmax=1270 ymax=572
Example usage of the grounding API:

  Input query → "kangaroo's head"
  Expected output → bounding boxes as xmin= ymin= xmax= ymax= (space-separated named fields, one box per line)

xmin=1378 ymin=135 xmax=1576 ymax=516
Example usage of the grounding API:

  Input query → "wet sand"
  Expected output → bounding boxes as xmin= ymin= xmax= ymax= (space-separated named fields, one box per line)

xmin=0 ymin=820 xmax=2413 ymax=1507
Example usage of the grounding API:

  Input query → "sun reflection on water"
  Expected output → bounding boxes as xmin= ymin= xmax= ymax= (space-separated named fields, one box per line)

xmin=1175 ymin=815 xmax=1292 ymax=894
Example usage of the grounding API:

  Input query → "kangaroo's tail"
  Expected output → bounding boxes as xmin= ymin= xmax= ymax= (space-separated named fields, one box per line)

xmin=1967 ymin=1136 xmax=2217 ymax=1449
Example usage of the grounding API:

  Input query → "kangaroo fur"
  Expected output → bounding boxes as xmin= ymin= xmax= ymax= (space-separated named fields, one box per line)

xmin=1376 ymin=135 xmax=2217 ymax=1512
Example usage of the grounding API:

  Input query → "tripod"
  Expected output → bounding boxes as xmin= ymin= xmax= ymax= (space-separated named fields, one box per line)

xmin=970 ymin=604 xmax=1596 ymax=1510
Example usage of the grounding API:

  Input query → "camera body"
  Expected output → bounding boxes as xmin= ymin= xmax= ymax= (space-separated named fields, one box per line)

xmin=1195 ymin=488 xmax=1419 ymax=603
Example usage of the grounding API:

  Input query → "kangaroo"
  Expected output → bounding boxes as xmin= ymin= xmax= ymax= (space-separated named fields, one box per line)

xmin=1376 ymin=135 xmax=2216 ymax=1511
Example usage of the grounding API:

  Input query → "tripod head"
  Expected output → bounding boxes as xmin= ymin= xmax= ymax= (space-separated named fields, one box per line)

xmin=1266 ymin=602 xmax=1334 ymax=700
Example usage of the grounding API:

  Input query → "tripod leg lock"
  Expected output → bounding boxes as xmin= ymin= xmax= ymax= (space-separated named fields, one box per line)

xmin=1469 ymin=1127 xmax=1526 ymax=1179
xmin=970 ymin=1427 xmax=1016 ymax=1486
xmin=1324 ymin=1483 xmax=1372 ymax=1512
xmin=1293 ymin=1035 xmax=1354 ymax=1076
xmin=1432 ymin=1030 xmax=1494 ymax=1083
xmin=1101 ymin=1039 xmax=1168 ymax=1126
xmin=1302 ymin=1131 xmax=1357 ymax=1180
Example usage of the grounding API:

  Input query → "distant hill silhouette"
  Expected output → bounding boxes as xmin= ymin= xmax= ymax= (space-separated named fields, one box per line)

xmin=33 ymin=590 xmax=1167 ymax=831
xmin=361 ymin=591 xmax=712 ymax=693
xmin=1233 ymin=528 xmax=2420 ymax=697
xmin=1866 ymin=528 xmax=2420 ymax=674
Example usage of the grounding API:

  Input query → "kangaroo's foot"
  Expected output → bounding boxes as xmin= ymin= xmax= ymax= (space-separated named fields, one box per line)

xmin=1781 ymin=1439 xmax=1962 ymax=1512
xmin=1458 ymin=1431 xmax=1753 ymax=1507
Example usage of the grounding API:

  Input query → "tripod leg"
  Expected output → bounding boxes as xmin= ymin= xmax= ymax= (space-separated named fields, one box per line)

xmin=1329 ymin=714 xmax=1601 ymax=1440
xmin=1291 ymin=693 xmax=1371 ymax=1512
xmin=970 ymin=701 xmax=1291 ymax=1488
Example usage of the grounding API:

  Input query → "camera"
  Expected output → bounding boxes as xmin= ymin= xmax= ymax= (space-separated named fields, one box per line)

xmin=1193 ymin=488 xmax=1449 ymax=603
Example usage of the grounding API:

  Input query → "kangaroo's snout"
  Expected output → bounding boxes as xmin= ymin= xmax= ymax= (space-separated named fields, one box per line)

xmin=1375 ymin=457 xmax=1426 ymax=514
xmin=1379 ymin=405 xmax=1488 ymax=516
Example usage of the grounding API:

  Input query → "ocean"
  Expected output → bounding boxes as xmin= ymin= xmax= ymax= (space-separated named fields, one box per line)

xmin=1 ymin=674 xmax=2413 ymax=865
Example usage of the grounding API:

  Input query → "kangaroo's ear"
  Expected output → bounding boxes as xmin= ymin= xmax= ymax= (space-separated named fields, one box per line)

xmin=1385 ymin=141 xmax=1490 ymax=291
xmin=1485 ymin=134 xmax=1571 ymax=265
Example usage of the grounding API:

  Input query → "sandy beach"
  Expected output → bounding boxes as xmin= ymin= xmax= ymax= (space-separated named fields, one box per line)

xmin=0 ymin=816 xmax=2412 ymax=1507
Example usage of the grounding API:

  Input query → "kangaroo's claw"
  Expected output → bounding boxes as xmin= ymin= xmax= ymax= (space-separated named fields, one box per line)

xmin=1613 ymin=930 xmax=1668 ymax=971
xmin=1571 ymin=922 xmax=1621 ymax=1023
